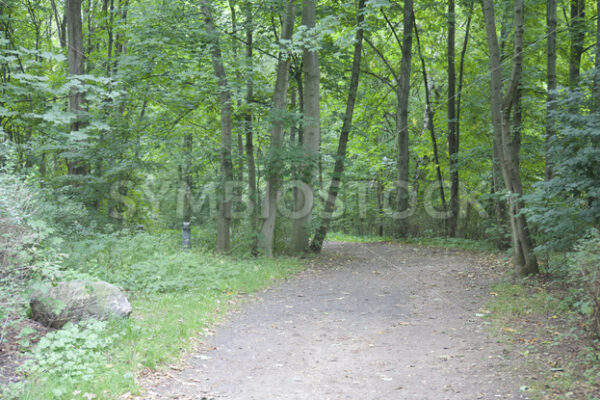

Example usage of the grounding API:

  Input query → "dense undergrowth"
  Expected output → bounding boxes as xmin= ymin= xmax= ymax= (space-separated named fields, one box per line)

xmin=0 ymin=175 xmax=302 ymax=399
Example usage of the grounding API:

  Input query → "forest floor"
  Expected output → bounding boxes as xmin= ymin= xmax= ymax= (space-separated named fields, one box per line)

xmin=137 ymin=241 xmax=530 ymax=400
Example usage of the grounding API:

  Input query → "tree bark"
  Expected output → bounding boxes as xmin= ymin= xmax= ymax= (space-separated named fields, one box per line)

xmin=50 ymin=0 xmax=66 ymax=49
xmin=291 ymin=0 xmax=320 ymax=253
xmin=201 ymin=0 xmax=234 ymax=253
xmin=310 ymin=0 xmax=366 ymax=253
xmin=244 ymin=2 xmax=258 ymax=235
xmin=256 ymin=0 xmax=296 ymax=256
xmin=66 ymin=0 xmax=87 ymax=176
xmin=447 ymin=0 xmax=459 ymax=237
xmin=455 ymin=3 xmax=473 ymax=235
xmin=414 ymin=18 xmax=447 ymax=220
xmin=546 ymin=0 xmax=557 ymax=180
xmin=569 ymin=0 xmax=586 ymax=89
xmin=482 ymin=0 xmax=538 ymax=276
xmin=395 ymin=0 xmax=414 ymax=235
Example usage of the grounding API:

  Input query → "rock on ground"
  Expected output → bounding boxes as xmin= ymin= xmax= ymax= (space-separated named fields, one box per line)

xmin=30 ymin=280 xmax=131 ymax=328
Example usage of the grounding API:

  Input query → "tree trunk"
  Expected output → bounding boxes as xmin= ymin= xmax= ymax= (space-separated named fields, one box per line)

xmin=455 ymin=3 xmax=472 ymax=236
xmin=545 ymin=0 xmax=557 ymax=181
xmin=569 ymin=0 xmax=586 ymax=89
xmin=51 ymin=0 xmax=66 ymax=48
xmin=414 ymin=18 xmax=447 ymax=220
xmin=201 ymin=1 xmax=234 ymax=253
xmin=182 ymin=131 xmax=193 ymax=224
xmin=66 ymin=0 xmax=87 ymax=175
xmin=395 ymin=0 xmax=414 ymax=235
xmin=256 ymin=0 xmax=296 ymax=256
xmin=291 ymin=0 xmax=320 ymax=253
xmin=244 ymin=2 xmax=258 ymax=235
xmin=310 ymin=0 xmax=366 ymax=253
xmin=482 ymin=0 xmax=538 ymax=277
xmin=447 ymin=0 xmax=459 ymax=237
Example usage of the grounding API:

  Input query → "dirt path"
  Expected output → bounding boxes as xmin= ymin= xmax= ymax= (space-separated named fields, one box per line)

xmin=140 ymin=242 xmax=528 ymax=400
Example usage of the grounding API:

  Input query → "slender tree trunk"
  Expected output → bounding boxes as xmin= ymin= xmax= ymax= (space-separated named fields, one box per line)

xmin=447 ymin=0 xmax=459 ymax=237
xmin=50 ymin=0 xmax=66 ymax=48
xmin=546 ymin=0 xmax=557 ymax=180
xmin=244 ymin=2 xmax=258 ymax=234
xmin=291 ymin=0 xmax=320 ymax=253
xmin=395 ymin=0 xmax=414 ymax=236
xmin=66 ymin=0 xmax=87 ymax=175
xmin=182 ymin=132 xmax=193 ymax=223
xmin=482 ymin=0 xmax=538 ymax=277
xmin=569 ymin=0 xmax=586 ymax=89
xmin=201 ymin=1 xmax=234 ymax=253
xmin=414 ymin=19 xmax=447 ymax=219
xmin=455 ymin=4 xmax=472 ymax=236
xmin=256 ymin=0 xmax=296 ymax=256
xmin=294 ymin=68 xmax=304 ymax=144
xmin=310 ymin=0 xmax=366 ymax=253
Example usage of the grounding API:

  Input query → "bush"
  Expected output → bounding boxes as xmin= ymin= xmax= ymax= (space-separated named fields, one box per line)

xmin=567 ymin=230 xmax=600 ymax=337
xmin=0 ymin=174 xmax=40 ymax=275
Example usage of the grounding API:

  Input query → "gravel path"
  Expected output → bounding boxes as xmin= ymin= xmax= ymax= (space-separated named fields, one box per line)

xmin=140 ymin=241 xmax=528 ymax=400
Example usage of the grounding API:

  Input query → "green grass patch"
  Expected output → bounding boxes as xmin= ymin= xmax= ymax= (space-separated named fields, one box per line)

xmin=5 ymin=231 xmax=302 ymax=400
xmin=327 ymin=232 xmax=496 ymax=252
xmin=326 ymin=232 xmax=394 ymax=243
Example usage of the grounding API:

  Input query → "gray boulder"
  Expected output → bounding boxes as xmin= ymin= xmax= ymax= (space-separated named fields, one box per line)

xmin=30 ymin=280 xmax=132 ymax=328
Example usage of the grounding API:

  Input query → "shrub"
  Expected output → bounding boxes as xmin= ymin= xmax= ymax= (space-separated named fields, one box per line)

xmin=567 ymin=230 xmax=600 ymax=337
xmin=0 ymin=174 xmax=40 ymax=275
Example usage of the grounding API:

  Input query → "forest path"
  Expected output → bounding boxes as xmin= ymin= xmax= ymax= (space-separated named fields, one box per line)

xmin=139 ymin=241 xmax=527 ymax=400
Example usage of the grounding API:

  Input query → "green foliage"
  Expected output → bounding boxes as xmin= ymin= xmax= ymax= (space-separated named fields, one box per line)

xmin=525 ymin=76 xmax=600 ymax=253
xmin=2 ymin=228 xmax=302 ymax=399
xmin=23 ymin=320 xmax=114 ymax=382
xmin=565 ymin=230 xmax=600 ymax=337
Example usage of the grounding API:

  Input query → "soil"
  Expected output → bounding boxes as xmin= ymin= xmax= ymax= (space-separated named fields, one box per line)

xmin=138 ymin=241 xmax=530 ymax=400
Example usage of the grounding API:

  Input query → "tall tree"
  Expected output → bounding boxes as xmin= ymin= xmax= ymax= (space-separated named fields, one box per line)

xmin=482 ymin=0 xmax=539 ymax=276
xmin=66 ymin=0 xmax=87 ymax=175
xmin=244 ymin=1 xmax=258 ymax=233
xmin=291 ymin=0 xmax=320 ymax=253
xmin=201 ymin=0 xmax=234 ymax=253
xmin=447 ymin=0 xmax=459 ymax=237
xmin=311 ymin=0 xmax=367 ymax=253
xmin=396 ymin=0 xmax=414 ymax=232
xmin=546 ymin=0 xmax=557 ymax=180
xmin=256 ymin=0 xmax=296 ymax=256
xmin=569 ymin=0 xmax=586 ymax=88
xmin=414 ymin=19 xmax=447 ymax=220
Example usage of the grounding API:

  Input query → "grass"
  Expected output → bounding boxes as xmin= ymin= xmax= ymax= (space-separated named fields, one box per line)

xmin=5 ymin=231 xmax=303 ymax=400
xmin=327 ymin=231 xmax=497 ymax=252
xmin=485 ymin=280 xmax=600 ymax=400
